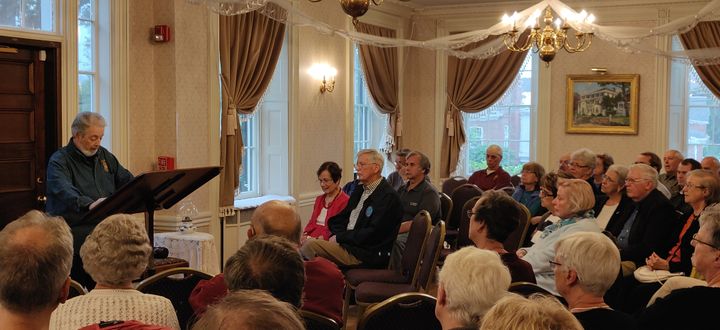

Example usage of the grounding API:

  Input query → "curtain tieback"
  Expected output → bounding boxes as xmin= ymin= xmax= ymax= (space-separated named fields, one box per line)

xmin=446 ymin=97 xmax=461 ymax=137
xmin=226 ymin=104 xmax=238 ymax=136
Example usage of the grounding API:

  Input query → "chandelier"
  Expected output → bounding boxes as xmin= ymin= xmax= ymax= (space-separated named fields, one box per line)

xmin=308 ymin=0 xmax=384 ymax=25
xmin=502 ymin=7 xmax=595 ymax=64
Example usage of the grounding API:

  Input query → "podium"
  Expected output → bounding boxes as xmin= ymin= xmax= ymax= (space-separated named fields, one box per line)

xmin=82 ymin=166 xmax=221 ymax=250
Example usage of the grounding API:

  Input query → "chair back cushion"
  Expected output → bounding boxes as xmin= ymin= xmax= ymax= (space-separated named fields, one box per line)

xmin=439 ymin=192 xmax=452 ymax=222
xmin=416 ymin=221 xmax=446 ymax=291
xmin=301 ymin=310 xmax=340 ymax=330
xmin=503 ymin=203 xmax=530 ymax=251
xmin=448 ymin=184 xmax=482 ymax=230
xmin=401 ymin=211 xmax=431 ymax=283
xmin=137 ymin=268 xmax=213 ymax=329
xmin=358 ymin=293 xmax=441 ymax=330
xmin=441 ymin=176 xmax=468 ymax=196
xmin=457 ymin=196 xmax=480 ymax=248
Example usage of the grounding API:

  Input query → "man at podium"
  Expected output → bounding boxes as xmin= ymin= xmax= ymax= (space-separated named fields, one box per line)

xmin=46 ymin=111 xmax=133 ymax=288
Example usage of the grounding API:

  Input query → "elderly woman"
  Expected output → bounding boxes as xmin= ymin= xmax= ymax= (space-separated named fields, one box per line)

xmin=512 ymin=162 xmax=546 ymax=217
xmin=593 ymin=164 xmax=632 ymax=230
xmin=50 ymin=214 xmax=179 ymax=330
xmin=526 ymin=172 xmax=562 ymax=246
xmin=568 ymin=148 xmax=601 ymax=196
xmin=469 ymin=190 xmax=536 ymax=283
xmin=517 ymin=179 xmax=601 ymax=294
xmin=303 ymin=161 xmax=350 ymax=241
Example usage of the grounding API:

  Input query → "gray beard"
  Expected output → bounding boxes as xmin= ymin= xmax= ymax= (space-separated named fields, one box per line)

xmin=78 ymin=146 xmax=98 ymax=157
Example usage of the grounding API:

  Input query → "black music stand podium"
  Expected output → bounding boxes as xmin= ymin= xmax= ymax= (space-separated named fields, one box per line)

xmin=82 ymin=166 xmax=221 ymax=270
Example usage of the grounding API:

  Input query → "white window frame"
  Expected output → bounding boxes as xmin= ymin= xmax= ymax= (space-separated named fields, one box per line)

xmin=0 ymin=0 xmax=56 ymax=32
xmin=459 ymin=53 xmax=538 ymax=177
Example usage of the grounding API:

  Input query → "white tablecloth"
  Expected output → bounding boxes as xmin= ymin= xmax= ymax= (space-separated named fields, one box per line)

xmin=154 ymin=232 xmax=220 ymax=275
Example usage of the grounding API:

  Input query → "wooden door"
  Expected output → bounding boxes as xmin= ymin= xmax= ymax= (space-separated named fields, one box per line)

xmin=0 ymin=45 xmax=47 ymax=228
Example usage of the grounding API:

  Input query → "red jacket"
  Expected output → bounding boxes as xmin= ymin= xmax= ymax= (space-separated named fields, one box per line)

xmin=303 ymin=192 xmax=350 ymax=240
xmin=188 ymin=257 xmax=345 ymax=325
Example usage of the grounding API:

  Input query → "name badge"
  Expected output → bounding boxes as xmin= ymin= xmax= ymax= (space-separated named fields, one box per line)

xmin=365 ymin=206 xmax=374 ymax=217
xmin=409 ymin=202 xmax=418 ymax=206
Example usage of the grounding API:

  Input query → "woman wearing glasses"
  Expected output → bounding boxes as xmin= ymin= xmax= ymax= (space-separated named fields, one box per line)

xmin=302 ymin=162 xmax=350 ymax=242
xmin=512 ymin=162 xmax=546 ymax=217
xmin=593 ymin=165 xmax=633 ymax=231
xmin=517 ymin=179 xmax=601 ymax=294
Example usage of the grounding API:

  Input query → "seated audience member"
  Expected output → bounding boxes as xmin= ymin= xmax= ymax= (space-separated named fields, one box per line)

xmin=390 ymin=151 xmax=441 ymax=270
xmin=192 ymin=290 xmax=304 ymax=330
xmin=479 ymin=295 xmax=583 ymax=330
xmin=50 ymin=214 xmax=179 ymax=330
xmin=646 ymin=276 xmax=707 ymax=307
xmin=435 ymin=247 xmax=512 ymax=330
xmin=593 ymin=153 xmax=614 ymax=190
xmin=568 ymin=148 xmax=602 ymax=197
xmin=190 ymin=201 xmax=343 ymax=324
xmin=303 ymin=161 xmax=350 ymax=241
xmin=554 ymin=232 xmax=636 ymax=330
xmin=468 ymin=144 xmax=512 ymax=190
xmin=638 ymin=207 xmax=720 ymax=329
xmin=469 ymin=190 xmax=536 ymax=283
xmin=593 ymin=165 xmax=633 ymax=231
xmin=387 ymin=148 xmax=410 ymax=191
xmin=701 ymin=156 xmax=720 ymax=176
xmin=558 ymin=152 xmax=571 ymax=176
xmin=635 ymin=151 xmax=672 ymax=198
xmin=526 ymin=172 xmax=565 ymax=246
xmin=512 ymin=162 xmax=546 ymax=216
xmin=517 ymin=179 xmax=601 ymax=294
xmin=659 ymin=150 xmax=684 ymax=198
xmin=0 ymin=211 xmax=73 ymax=330
xmin=606 ymin=164 xmax=679 ymax=267
xmin=302 ymin=149 xmax=403 ymax=268
xmin=671 ymin=158 xmax=701 ymax=214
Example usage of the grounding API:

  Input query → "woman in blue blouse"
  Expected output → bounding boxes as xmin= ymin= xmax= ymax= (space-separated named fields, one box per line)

xmin=512 ymin=162 xmax=546 ymax=216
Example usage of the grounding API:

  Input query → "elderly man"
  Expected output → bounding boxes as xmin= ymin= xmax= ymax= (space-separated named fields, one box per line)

xmin=659 ymin=150 xmax=684 ymax=197
xmin=435 ymin=247 xmax=511 ymax=330
xmin=192 ymin=290 xmax=304 ymax=330
xmin=635 ymin=151 xmax=672 ymax=198
xmin=387 ymin=148 xmax=411 ymax=191
xmin=46 ymin=111 xmax=133 ymax=288
xmin=468 ymin=144 xmax=512 ymax=190
xmin=671 ymin=158 xmax=702 ymax=214
xmin=639 ymin=208 xmax=720 ymax=329
xmin=0 ymin=211 xmax=73 ymax=330
xmin=558 ymin=152 xmax=572 ymax=176
xmin=302 ymin=149 xmax=403 ymax=268
xmin=568 ymin=148 xmax=601 ymax=197
xmin=554 ymin=232 xmax=636 ymax=330
xmin=701 ymin=156 xmax=720 ymax=176
xmin=190 ymin=201 xmax=344 ymax=324
xmin=606 ymin=164 xmax=678 ymax=266
xmin=389 ymin=150 xmax=441 ymax=270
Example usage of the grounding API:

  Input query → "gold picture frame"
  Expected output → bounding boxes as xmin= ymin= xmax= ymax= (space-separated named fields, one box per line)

xmin=566 ymin=74 xmax=639 ymax=134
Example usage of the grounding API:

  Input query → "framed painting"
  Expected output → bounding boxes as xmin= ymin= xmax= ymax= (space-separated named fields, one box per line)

xmin=566 ymin=74 xmax=639 ymax=134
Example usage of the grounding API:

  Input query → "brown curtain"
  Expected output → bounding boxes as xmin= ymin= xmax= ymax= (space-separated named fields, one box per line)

xmin=440 ymin=35 xmax=529 ymax=177
xmin=356 ymin=22 xmax=401 ymax=150
xmin=680 ymin=21 xmax=720 ymax=98
xmin=219 ymin=3 xmax=286 ymax=207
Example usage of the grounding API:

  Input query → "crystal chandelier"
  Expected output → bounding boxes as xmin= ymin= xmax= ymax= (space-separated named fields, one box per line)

xmin=187 ymin=0 xmax=268 ymax=16
xmin=308 ymin=0 xmax=384 ymax=25
xmin=502 ymin=7 xmax=595 ymax=64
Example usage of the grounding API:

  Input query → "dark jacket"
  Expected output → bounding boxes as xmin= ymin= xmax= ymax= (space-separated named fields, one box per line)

xmin=330 ymin=178 xmax=403 ymax=267
xmin=605 ymin=189 xmax=681 ymax=265
xmin=594 ymin=193 xmax=635 ymax=231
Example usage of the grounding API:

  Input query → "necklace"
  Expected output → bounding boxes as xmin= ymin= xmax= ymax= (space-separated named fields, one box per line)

xmin=324 ymin=192 xmax=339 ymax=209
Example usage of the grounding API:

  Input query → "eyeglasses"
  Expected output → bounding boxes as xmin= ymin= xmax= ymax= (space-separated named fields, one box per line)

xmin=692 ymin=233 xmax=720 ymax=250
xmin=466 ymin=210 xmax=477 ymax=219
xmin=355 ymin=162 xmax=376 ymax=168
xmin=601 ymin=174 xmax=616 ymax=183
xmin=569 ymin=162 xmax=589 ymax=168
xmin=549 ymin=260 xmax=563 ymax=269
xmin=540 ymin=189 xmax=554 ymax=198
xmin=318 ymin=178 xmax=334 ymax=184
xmin=625 ymin=178 xmax=649 ymax=185
xmin=684 ymin=183 xmax=706 ymax=190
xmin=486 ymin=154 xmax=501 ymax=159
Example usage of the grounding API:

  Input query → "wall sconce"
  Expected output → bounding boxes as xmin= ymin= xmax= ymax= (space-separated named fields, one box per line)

xmin=308 ymin=63 xmax=337 ymax=93
xmin=152 ymin=25 xmax=171 ymax=43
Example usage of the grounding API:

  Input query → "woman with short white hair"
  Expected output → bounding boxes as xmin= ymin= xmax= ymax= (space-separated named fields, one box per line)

xmin=517 ymin=179 xmax=602 ymax=294
xmin=50 ymin=214 xmax=179 ymax=330
xmin=593 ymin=164 xmax=632 ymax=230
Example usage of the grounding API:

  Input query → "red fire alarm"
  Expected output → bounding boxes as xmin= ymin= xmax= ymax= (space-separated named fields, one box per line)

xmin=153 ymin=25 xmax=171 ymax=43
xmin=158 ymin=156 xmax=175 ymax=171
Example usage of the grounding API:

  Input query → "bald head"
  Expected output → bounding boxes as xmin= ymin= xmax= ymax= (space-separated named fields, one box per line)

xmin=702 ymin=157 xmax=720 ymax=176
xmin=250 ymin=201 xmax=302 ymax=245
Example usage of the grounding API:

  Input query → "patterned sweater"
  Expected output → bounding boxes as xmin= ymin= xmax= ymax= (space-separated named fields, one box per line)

xmin=49 ymin=289 xmax=179 ymax=330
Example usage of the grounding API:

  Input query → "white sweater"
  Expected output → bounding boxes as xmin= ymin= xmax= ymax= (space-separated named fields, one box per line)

xmin=49 ymin=289 xmax=180 ymax=330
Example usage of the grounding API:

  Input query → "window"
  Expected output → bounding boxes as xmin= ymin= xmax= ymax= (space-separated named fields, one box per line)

xmin=237 ymin=34 xmax=289 ymax=199
xmin=77 ymin=0 xmax=95 ymax=114
xmin=461 ymin=53 xmax=536 ymax=176
xmin=669 ymin=37 xmax=720 ymax=159
xmin=0 ymin=0 xmax=55 ymax=32
xmin=353 ymin=45 xmax=390 ymax=172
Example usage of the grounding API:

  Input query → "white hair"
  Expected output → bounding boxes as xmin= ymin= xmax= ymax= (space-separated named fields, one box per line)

xmin=357 ymin=149 xmax=385 ymax=169
xmin=555 ymin=232 xmax=620 ymax=296
xmin=570 ymin=148 xmax=596 ymax=169
xmin=628 ymin=163 xmax=658 ymax=188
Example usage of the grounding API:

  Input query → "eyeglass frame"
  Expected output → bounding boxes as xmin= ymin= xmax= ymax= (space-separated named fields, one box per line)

xmin=601 ymin=174 xmax=617 ymax=183
xmin=684 ymin=183 xmax=706 ymax=191
xmin=355 ymin=162 xmax=378 ymax=169
xmin=569 ymin=162 xmax=590 ymax=168
xmin=692 ymin=233 xmax=720 ymax=250
xmin=625 ymin=177 xmax=650 ymax=185
xmin=549 ymin=260 xmax=563 ymax=269
xmin=539 ymin=188 xmax=555 ymax=198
